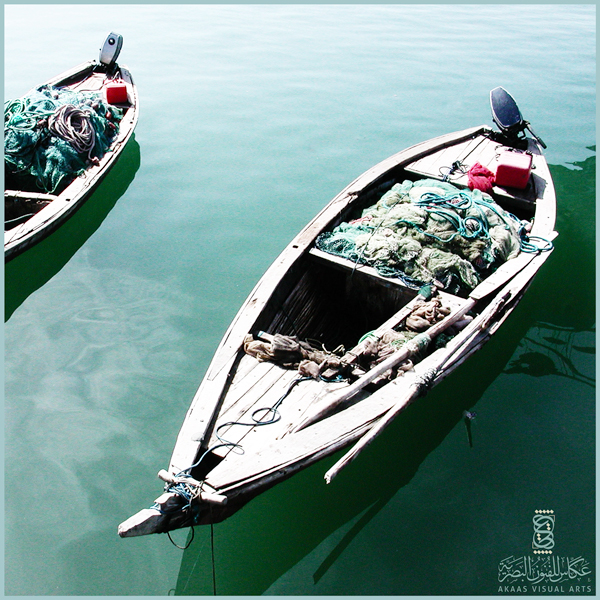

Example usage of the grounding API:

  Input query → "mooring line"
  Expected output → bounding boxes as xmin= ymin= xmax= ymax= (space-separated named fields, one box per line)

xmin=210 ymin=513 xmax=217 ymax=596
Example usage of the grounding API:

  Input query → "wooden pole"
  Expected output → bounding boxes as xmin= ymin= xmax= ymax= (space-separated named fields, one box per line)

xmin=323 ymin=249 xmax=554 ymax=483
xmin=293 ymin=297 xmax=476 ymax=432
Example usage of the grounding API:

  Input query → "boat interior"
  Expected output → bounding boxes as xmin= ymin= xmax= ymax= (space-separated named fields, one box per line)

xmin=188 ymin=140 xmax=541 ymax=484
xmin=257 ymin=151 xmax=537 ymax=350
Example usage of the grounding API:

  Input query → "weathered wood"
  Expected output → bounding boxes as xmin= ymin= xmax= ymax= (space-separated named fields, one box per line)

xmin=292 ymin=250 xmax=537 ymax=434
xmin=219 ymin=360 xmax=279 ymax=416
xmin=405 ymin=133 xmax=541 ymax=210
xmin=208 ymin=367 xmax=301 ymax=458
xmin=323 ymin=247 xmax=556 ymax=482
xmin=157 ymin=470 xmax=227 ymax=504
xmin=308 ymin=248 xmax=416 ymax=292
xmin=119 ymin=117 xmax=557 ymax=537
xmin=204 ymin=375 xmax=419 ymax=495
xmin=5 ymin=191 xmax=59 ymax=202
xmin=166 ymin=126 xmax=498 ymax=473
xmin=293 ymin=295 xmax=477 ymax=432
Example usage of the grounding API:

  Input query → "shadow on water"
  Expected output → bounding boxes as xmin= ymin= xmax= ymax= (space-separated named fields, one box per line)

xmin=4 ymin=136 xmax=141 ymax=321
xmin=172 ymin=151 xmax=595 ymax=595
xmin=500 ymin=152 xmax=596 ymax=384
xmin=528 ymin=150 xmax=595 ymax=334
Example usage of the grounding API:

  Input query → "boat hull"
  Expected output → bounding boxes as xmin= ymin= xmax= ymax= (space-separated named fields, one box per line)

xmin=119 ymin=124 xmax=557 ymax=537
xmin=5 ymin=60 xmax=139 ymax=261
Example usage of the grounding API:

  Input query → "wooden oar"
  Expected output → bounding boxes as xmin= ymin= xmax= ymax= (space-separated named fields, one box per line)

xmin=323 ymin=248 xmax=554 ymax=483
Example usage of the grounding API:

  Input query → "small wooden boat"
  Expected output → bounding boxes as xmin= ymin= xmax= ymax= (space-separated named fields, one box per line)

xmin=119 ymin=88 xmax=557 ymax=538
xmin=4 ymin=33 xmax=139 ymax=261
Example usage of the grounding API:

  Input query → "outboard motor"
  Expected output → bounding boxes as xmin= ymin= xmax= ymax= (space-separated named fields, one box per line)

xmin=490 ymin=87 xmax=546 ymax=150
xmin=99 ymin=32 xmax=123 ymax=71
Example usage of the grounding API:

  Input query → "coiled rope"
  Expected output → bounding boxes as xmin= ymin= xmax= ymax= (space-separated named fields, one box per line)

xmin=398 ymin=189 xmax=552 ymax=254
xmin=47 ymin=105 xmax=97 ymax=161
xmin=213 ymin=375 xmax=312 ymax=455
xmin=512 ymin=218 xmax=554 ymax=253
xmin=5 ymin=85 xmax=122 ymax=193
xmin=411 ymin=190 xmax=512 ymax=242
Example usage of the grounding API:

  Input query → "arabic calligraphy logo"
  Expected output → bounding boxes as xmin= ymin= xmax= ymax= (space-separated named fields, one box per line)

xmin=497 ymin=509 xmax=593 ymax=592
xmin=532 ymin=509 xmax=555 ymax=554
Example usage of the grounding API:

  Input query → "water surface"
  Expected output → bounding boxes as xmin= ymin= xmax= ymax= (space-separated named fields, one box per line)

xmin=4 ymin=4 xmax=595 ymax=596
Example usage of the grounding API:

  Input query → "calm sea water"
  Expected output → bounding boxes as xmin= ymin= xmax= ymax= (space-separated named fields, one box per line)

xmin=4 ymin=4 xmax=595 ymax=596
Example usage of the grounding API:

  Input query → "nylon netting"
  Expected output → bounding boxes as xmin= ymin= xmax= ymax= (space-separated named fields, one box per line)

xmin=316 ymin=178 xmax=524 ymax=294
xmin=5 ymin=84 xmax=124 ymax=193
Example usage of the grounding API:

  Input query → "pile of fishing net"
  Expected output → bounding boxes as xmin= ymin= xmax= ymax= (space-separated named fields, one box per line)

xmin=5 ymin=84 xmax=123 ymax=193
xmin=316 ymin=178 xmax=524 ymax=294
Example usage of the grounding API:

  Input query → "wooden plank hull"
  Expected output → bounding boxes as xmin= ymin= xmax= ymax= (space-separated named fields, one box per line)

xmin=5 ymin=58 xmax=139 ymax=261
xmin=118 ymin=121 xmax=557 ymax=538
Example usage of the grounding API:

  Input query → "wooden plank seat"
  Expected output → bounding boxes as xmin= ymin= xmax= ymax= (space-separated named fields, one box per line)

xmin=308 ymin=247 xmax=417 ymax=293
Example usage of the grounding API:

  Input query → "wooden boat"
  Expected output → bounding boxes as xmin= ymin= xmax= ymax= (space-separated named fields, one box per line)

xmin=4 ymin=33 xmax=139 ymax=261
xmin=118 ymin=88 xmax=557 ymax=538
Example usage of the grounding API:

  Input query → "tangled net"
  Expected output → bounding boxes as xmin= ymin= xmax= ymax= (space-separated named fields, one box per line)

xmin=243 ymin=293 xmax=471 ymax=385
xmin=5 ymin=84 xmax=123 ymax=193
xmin=316 ymin=178 xmax=525 ymax=295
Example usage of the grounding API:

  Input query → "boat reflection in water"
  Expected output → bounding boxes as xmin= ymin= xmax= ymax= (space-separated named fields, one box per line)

xmin=505 ymin=323 xmax=594 ymax=388
xmin=5 ymin=136 xmax=141 ymax=321
xmin=172 ymin=312 xmax=593 ymax=595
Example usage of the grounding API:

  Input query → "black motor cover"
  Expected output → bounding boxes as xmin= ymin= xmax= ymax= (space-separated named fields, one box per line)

xmin=490 ymin=87 xmax=524 ymax=133
xmin=489 ymin=86 xmax=547 ymax=150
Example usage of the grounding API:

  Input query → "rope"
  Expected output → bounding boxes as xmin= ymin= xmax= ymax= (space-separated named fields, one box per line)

xmin=515 ymin=223 xmax=554 ymax=253
xmin=4 ymin=96 xmax=55 ymax=131
xmin=153 ymin=474 xmax=203 ymax=513
xmin=5 ymin=213 xmax=37 ymax=226
xmin=411 ymin=190 xmax=513 ymax=243
xmin=156 ymin=375 xmax=312 ymax=526
xmin=440 ymin=159 xmax=468 ymax=182
xmin=416 ymin=367 xmax=439 ymax=395
xmin=167 ymin=526 xmax=195 ymax=550
xmin=211 ymin=519 xmax=217 ymax=595
xmin=47 ymin=104 xmax=97 ymax=160
xmin=521 ymin=235 xmax=553 ymax=253
xmin=4 ymin=85 xmax=122 ymax=193
xmin=394 ymin=189 xmax=554 ymax=257
xmin=214 ymin=375 xmax=312 ymax=448
xmin=439 ymin=132 xmax=492 ymax=181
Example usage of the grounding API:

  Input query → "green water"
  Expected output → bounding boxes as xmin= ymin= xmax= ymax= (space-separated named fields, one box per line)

xmin=4 ymin=4 xmax=595 ymax=596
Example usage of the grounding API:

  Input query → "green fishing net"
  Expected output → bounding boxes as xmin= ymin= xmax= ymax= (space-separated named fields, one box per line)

xmin=5 ymin=84 xmax=124 ymax=193
xmin=316 ymin=178 xmax=523 ymax=294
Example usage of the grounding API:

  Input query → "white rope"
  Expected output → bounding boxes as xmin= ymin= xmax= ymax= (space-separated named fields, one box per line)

xmin=47 ymin=104 xmax=96 ymax=160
